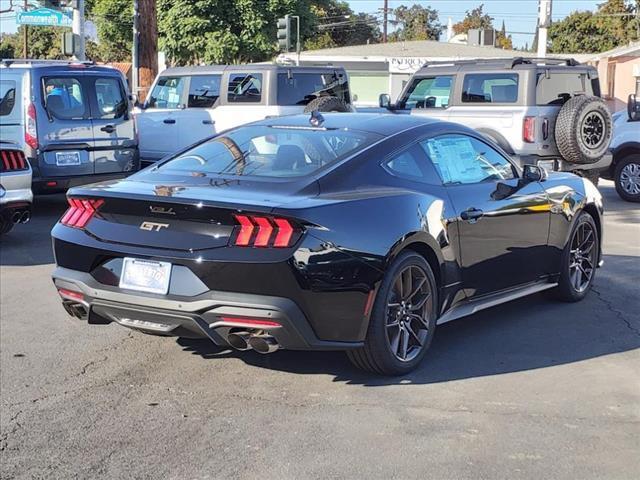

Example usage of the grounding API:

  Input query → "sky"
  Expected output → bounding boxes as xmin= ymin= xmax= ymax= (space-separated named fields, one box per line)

xmin=1 ymin=0 xmax=603 ymax=49
xmin=346 ymin=0 xmax=602 ymax=48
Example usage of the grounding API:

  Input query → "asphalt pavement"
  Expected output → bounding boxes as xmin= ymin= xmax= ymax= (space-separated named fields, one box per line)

xmin=1 ymin=180 xmax=638 ymax=479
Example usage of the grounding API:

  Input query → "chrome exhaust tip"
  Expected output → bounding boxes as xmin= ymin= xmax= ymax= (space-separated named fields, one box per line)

xmin=227 ymin=331 xmax=253 ymax=351
xmin=11 ymin=211 xmax=21 ymax=224
xmin=62 ymin=300 xmax=88 ymax=320
xmin=247 ymin=334 xmax=280 ymax=354
xmin=20 ymin=211 xmax=30 ymax=223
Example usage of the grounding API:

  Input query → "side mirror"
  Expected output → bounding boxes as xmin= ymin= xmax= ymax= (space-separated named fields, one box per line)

xmin=523 ymin=164 xmax=548 ymax=183
xmin=628 ymin=93 xmax=639 ymax=121
xmin=379 ymin=93 xmax=391 ymax=109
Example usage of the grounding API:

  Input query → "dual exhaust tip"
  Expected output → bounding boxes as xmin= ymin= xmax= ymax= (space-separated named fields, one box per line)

xmin=227 ymin=331 xmax=279 ymax=354
xmin=11 ymin=210 xmax=30 ymax=224
xmin=62 ymin=300 xmax=88 ymax=321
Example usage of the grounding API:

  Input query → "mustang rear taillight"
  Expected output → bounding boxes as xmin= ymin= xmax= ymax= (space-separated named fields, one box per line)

xmin=60 ymin=198 xmax=104 ymax=229
xmin=0 ymin=149 xmax=27 ymax=172
xmin=232 ymin=214 xmax=300 ymax=248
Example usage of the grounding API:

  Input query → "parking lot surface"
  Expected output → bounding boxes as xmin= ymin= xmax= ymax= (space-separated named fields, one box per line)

xmin=1 ymin=181 xmax=639 ymax=480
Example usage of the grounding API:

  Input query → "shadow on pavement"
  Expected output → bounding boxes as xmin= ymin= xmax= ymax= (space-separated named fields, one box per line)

xmin=178 ymin=253 xmax=639 ymax=385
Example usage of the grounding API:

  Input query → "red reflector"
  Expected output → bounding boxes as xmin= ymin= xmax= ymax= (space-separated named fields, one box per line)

xmin=363 ymin=290 xmax=376 ymax=316
xmin=253 ymin=216 xmax=274 ymax=247
xmin=46 ymin=181 xmax=58 ymax=187
xmin=234 ymin=214 xmax=254 ymax=246
xmin=273 ymin=218 xmax=294 ymax=247
xmin=60 ymin=198 xmax=104 ymax=228
xmin=58 ymin=288 xmax=84 ymax=301
xmin=523 ymin=116 xmax=536 ymax=143
xmin=220 ymin=316 xmax=281 ymax=328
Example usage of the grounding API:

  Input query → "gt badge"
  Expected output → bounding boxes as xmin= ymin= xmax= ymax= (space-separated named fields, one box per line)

xmin=140 ymin=221 xmax=169 ymax=232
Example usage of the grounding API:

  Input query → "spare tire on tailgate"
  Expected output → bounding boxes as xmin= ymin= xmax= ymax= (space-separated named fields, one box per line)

xmin=304 ymin=96 xmax=350 ymax=113
xmin=555 ymin=95 xmax=612 ymax=164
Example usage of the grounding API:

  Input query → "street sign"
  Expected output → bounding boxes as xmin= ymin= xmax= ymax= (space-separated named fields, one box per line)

xmin=17 ymin=7 xmax=72 ymax=27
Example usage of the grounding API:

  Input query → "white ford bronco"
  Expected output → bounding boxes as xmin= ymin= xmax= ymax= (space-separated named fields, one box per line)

xmin=378 ymin=57 xmax=613 ymax=184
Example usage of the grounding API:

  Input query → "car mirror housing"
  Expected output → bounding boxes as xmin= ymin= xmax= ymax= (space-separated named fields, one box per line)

xmin=523 ymin=164 xmax=548 ymax=183
xmin=379 ymin=93 xmax=391 ymax=109
xmin=628 ymin=93 xmax=639 ymax=121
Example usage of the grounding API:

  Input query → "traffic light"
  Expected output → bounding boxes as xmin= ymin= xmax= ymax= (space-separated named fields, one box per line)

xmin=277 ymin=15 xmax=291 ymax=52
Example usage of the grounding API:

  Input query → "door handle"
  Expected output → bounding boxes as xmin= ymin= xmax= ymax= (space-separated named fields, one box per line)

xmin=202 ymin=119 xmax=215 ymax=125
xmin=163 ymin=118 xmax=176 ymax=124
xmin=460 ymin=208 xmax=484 ymax=222
xmin=100 ymin=125 xmax=115 ymax=133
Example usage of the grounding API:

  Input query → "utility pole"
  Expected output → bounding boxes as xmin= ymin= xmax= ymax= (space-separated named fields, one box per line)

xmin=23 ymin=0 xmax=28 ymax=57
xmin=137 ymin=0 xmax=158 ymax=102
xmin=537 ymin=0 xmax=552 ymax=57
xmin=72 ymin=0 xmax=85 ymax=61
xmin=132 ymin=0 xmax=139 ymax=99
xmin=382 ymin=0 xmax=388 ymax=43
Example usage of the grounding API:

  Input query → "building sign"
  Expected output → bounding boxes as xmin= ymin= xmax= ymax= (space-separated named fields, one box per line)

xmin=389 ymin=57 xmax=431 ymax=74
xmin=17 ymin=7 xmax=72 ymax=27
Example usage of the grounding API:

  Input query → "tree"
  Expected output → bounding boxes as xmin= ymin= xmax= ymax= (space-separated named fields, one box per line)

xmin=452 ymin=4 xmax=493 ymax=35
xmin=549 ymin=0 xmax=639 ymax=53
xmin=391 ymin=4 xmax=442 ymax=41
xmin=495 ymin=19 xmax=513 ymax=49
xmin=86 ymin=0 xmax=132 ymax=62
xmin=305 ymin=2 xmax=380 ymax=50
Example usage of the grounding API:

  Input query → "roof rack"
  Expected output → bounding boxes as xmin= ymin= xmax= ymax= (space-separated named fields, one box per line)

xmin=1 ymin=58 xmax=95 ymax=67
xmin=420 ymin=57 xmax=580 ymax=70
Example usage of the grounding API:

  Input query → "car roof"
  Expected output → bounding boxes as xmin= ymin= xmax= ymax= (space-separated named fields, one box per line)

xmin=160 ymin=64 xmax=347 ymax=76
xmin=413 ymin=57 xmax=595 ymax=76
xmin=0 ymin=61 xmax=122 ymax=75
xmin=253 ymin=113 xmax=445 ymax=136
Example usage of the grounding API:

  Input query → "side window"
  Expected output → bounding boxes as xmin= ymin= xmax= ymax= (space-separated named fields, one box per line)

xmin=188 ymin=75 xmax=221 ymax=108
xmin=43 ymin=77 xmax=86 ymax=119
xmin=147 ymin=76 xmax=186 ymax=109
xmin=461 ymin=73 xmax=519 ymax=103
xmin=422 ymin=134 xmax=515 ymax=185
xmin=0 ymin=80 xmax=16 ymax=117
xmin=93 ymin=77 xmax=127 ymax=119
xmin=402 ymin=76 xmax=453 ymax=109
xmin=383 ymin=144 xmax=441 ymax=184
xmin=277 ymin=72 xmax=349 ymax=105
xmin=227 ymin=73 xmax=262 ymax=103
xmin=536 ymin=72 xmax=592 ymax=105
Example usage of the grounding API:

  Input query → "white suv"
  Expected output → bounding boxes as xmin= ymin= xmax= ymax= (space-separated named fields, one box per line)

xmin=135 ymin=65 xmax=352 ymax=164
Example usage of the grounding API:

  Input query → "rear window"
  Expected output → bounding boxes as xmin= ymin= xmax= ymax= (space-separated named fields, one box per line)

xmin=43 ymin=77 xmax=87 ymax=119
xmin=94 ymin=77 xmax=127 ymax=119
xmin=0 ymin=80 xmax=16 ymax=117
xmin=158 ymin=124 xmax=378 ymax=178
xmin=227 ymin=73 xmax=262 ymax=103
xmin=277 ymin=72 xmax=350 ymax=105
xmin=462 ymin=73 xmax=519 ymax=103
xmin=536 ymin=72 xmax=594 ymax=105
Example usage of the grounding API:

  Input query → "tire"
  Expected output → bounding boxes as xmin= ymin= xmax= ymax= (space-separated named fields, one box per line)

xmin=577 ymin=169 xmax=600 ymax=187
xmin=555 ymin=95 xmax=612 ymax=164
xmin=552 ymin=212 xmax=599 ymax=302
xmin=347 ymin=251 xmax=438 ymax=376
xmin=303 ymin=96 xmax=349 ymax=113
xmin=613 ymin=154 xmax=640 ymax=202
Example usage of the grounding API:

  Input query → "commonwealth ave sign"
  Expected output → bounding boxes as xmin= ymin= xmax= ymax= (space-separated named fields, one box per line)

xmin=17 ymin=7 xmax=72 ymax=27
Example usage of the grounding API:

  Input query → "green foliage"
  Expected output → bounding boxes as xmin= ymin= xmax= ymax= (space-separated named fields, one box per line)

xmin=549 ymin=0 xmax=639 ymax=53
xmin=391 ymin=4 xmax=442 ymax=41
xmin=87 ymin=0 xmax=132 ymax=62
xmin=452 ymin=4 xmax=493 ymax=35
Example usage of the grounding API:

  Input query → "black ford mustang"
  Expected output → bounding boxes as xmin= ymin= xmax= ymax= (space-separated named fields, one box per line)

xmin=51 ymin=113 xmax=603 ymax=375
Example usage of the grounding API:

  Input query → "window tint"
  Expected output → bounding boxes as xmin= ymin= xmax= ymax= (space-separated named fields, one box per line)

xmin=44 ymin=77 xmax=86 ymax=119
xmin=402 ymin=76 xmax=453 ymax=109
xmin=422 ymin=135 xmax=515 ymax=185
xmin=188 ymin=75 xmax=221 ymax=108
xmin=147 ymin=76 xmax=186 ymax=109
xmin=94 ymin=77 xmax=126 ymax=119
xmin=384 ymin=144 xmax=441 ymax=184
xmin=536 ymin=72 xmax=593 ymax=105
xmin=158 ymin=125 xmax=378 ymax=178
xmin=227 ymin=73 xmax=262 ymax=103
xmin=0 ymin=80 xmax=16 ymax=116
xmin=462 ymin=73 xmax=518 ymax=103
xmin=277 ymin=72 xmax=349 ymax=105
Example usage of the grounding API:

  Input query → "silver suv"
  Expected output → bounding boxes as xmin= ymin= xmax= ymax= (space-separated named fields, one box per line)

xmin=378 ymin=57 xmax=612 ymax=183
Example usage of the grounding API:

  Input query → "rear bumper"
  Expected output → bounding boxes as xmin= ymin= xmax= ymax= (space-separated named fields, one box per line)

xmin=52 ymin=266 xmax=363 ymax=351
xmin=513 ymin=154 xmax=612 ymax=173
xmin=32 ymin=171 xmax=133 ymax=194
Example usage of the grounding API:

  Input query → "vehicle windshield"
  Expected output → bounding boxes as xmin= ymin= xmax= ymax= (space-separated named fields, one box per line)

xmin=157 ymin=124 xmax=379 ymax=178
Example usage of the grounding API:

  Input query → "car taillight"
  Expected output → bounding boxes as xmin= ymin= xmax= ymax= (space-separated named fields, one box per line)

xmin=0 ymin=149 xmax=27 ymax=172
xmin=25 ymin=103 xmax=38 ymax=150
xmin=60 ymin=198 xmax=105 ymax=229
xmin=232 ymin=214 xmax=300 ymax=248
xmin=523 ymin=116 xmax=536 ymax=143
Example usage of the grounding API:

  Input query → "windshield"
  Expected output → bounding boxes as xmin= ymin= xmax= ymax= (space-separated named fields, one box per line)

xmin=157 ymin=124 xmax=379 ymax=178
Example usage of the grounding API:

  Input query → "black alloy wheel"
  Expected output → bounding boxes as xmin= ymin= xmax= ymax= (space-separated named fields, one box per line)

xmin=347 ymin=251 xmax=437 ymax=375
